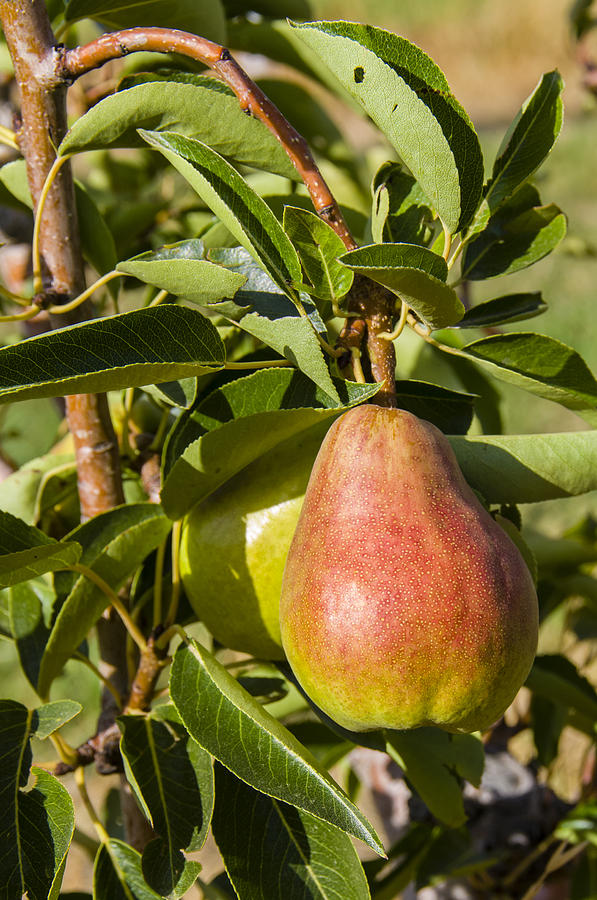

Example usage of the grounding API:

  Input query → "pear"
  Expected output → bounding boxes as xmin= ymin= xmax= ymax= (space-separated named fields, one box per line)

xmin=179 ymin=422 xmax=329 ymax=660
xmin=279 ymin=405 xmax=538 ymax=733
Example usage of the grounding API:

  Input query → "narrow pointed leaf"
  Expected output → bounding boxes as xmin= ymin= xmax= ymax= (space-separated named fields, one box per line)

xmin=483 ymin=71 xmax=564 ymax=219
xmin=462 ymin=201 xmax=567 ymax=280
xmin=59 ymin=78 xmax=295 ymax=178
xmin=457 ymin=333 xmax=597 ymax=423
xmin=0 ymin=510 xmax=81 ymax=587
xmin=456 ymin=292 xmax=547 ymax=328
xmin=119 ymin=705 xmax=214 ymax=895
xmin=170 ymin=641 xmax=385 ymax=855
xmin=140 ymin=130 xmax=302 ymax=296
xmin=141 ymin=840 xmax=201 ymax=899
xmin=449 ymin=430 xmax=597 ymax=503
xmin=283 ymin=205 xmax=353 ymax=304
xmin=212 ymin=765 xmax=371 ymax=899
xmin=93 ymin=839 xmax=162 ymax=900
xmin=37 ymin=503 xmax=172 ymax=697
xmin=291 ymin=21 xmax=483 ymax=233
xmin=0 ymin=306 xmax=225 ymax=404
xmin=63 ymin=0 xmax=226 ymax=42
xmin=340 ymin=243 xmax=464 ymax=328
xmin=394 ymin=380 xmax=475 ymax=435
xmin=0 ymin=701 xmax=74 ymax=900
xmin=161 ymin=369 xmax=379 ymax=518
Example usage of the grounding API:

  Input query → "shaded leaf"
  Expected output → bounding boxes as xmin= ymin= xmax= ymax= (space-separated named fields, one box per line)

xmin=37 ymin=503 xmax=172 ymax=697
xmin=340 ymin=243 xmax=464 ymax=328
xmin=462 ymin=194 xmax=567 ymax=280
xmin=140 ymin=130 xmax=302 ymax=296
xmin=456 ymin=292 xmax=547 ymax=328
xmin=59 ymin=78 xmax=295 ymax=179
xmin=93 ymin=839 xmax=162 ymax=900
xmin=526 ymin=654 xmax=597 ymax=720
xmin=5 ymin=578 xmax=54 ymax=687
xmin=161 ymin=368 xmax=378 ymax=518
xmin=0 ymin=700 xmax=74 ymax=899
xmin=170 ymin=641 xmax=384 ymax=855
xmin=0 ymin=510 xmax=81 ymax=587
xmin=0 ymin=454 xmax=73 ymax=524
xmin=119 ymin=705 xmax=213 ymax=895
xmin=457 ymin=332 xmax=597 ymax=424
xmin=395 ymin=380 xmax=475 ymax=435
xmin=291 ymin=21 xmax=483 ymax=233
xmin=0 ymin=305 xmax=225 ymax=404
xmin=371 ymin=161 xmax=434 ymax=246
xmin=386 ymin=729 xmax=484 ymax=827
xmin=63 ymin=0 xmax=226 ymax=41
xmin=212 ymin=764 xmax=371 ymax=899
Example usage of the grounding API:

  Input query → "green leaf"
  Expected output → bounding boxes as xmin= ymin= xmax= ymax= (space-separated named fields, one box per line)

xmin=0 ymin=454 xmax=74 ymax=525
xmin=170 ymin=641 xmax=385 ymax=856
xmin=0 ymin=700 xmax=74 ymax=900
xmin=93 ymin=839 xmax=162 ymax=900
xmin=283 ymin=205 xmax=353 ymax=305
xmin=531 ymin=695 xmax=567 ymax=767
xmin=32 ymin=700 xmax=82 ymax=739
xmin=449 ymin=430 xmax=597 ymax=503
xmin=117 ymin=243 xmax=246 ymax=305
xmin=457 ymin=332 xmax=597 ymax=423
xmin=0 ymin=510 xmax=81 ymax=587
xmin=456 ymin=292 xmax=547 ymax=329
xmin=140 ymin=130 xmax=302 ymax=296
xmin=207 ymin=247 xmax=339 ymax=398
xmin=224 ymin=0 xmax=311 ymax=16
xmin=63 ymin=0 xmax=226 ymax=42
xmin=212 ymin=765 xmax=371 ymax=899
xmin=59 ymin=78 xmax=295 ymax=179
xmin=291 ymin=21 xmax=483 ymax=233
xmin=75 ymin=182 xmax=118 ymax=292
xmin=141 ymin=840 xmax=201 ymax=900
xmin=119 ymin=705 xmax=214 ymax=896
xmin=6 ymin=578 xmax=54 ymax=687
xmin=386 ymin=729 xmax=484 ymax=827
xmin=371 ymin=161 xmax=434 ymax=245
xmin=482 ymin=71 xmax=564 ymax=220
xmin=339 ymin=243 xmax=464 ymax=328
xmin=526 ymin=654 xmax=597 ymax=720
xmin=37 ymin=503 xmax=172 ymax=698
xmin=161 ymin=368 xmax=378 ymax=518
xmin=462 ymin=195 xmax=567 ymax=280
xmin=0 ymin=305 xmax=225 ymax=404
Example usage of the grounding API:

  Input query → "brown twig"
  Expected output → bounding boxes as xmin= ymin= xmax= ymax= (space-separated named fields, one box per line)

xmin=60 ymin=27 xmax=355 ymax=249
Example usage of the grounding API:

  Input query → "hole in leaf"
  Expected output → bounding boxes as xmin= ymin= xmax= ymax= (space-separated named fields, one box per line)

xmin=353 ymin=66 xmax=365 ymax=83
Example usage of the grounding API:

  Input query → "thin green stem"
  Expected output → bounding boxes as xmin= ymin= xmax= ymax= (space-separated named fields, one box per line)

xmin=47 ymin=269 xmax=122 ymax=315
xmin=442 ymin=223 xmax=452 ymax=261
xmin=149 ymin=288 xmax=169 ymax=306
xmin=0 ymin=305 xmax=40 ymax=323
xmin=68 ymin=563 xmax=147 ymax=652
xmin=0 ymin=283 xmax=29 ymax=306
xmin=447 ymin=235 xmax=465 ymax=271
xmin=75 ymin=766 xmax=110 ymax=844
xmin=148 ymin=406 xmax=171 ymax=453
xmin=350 ymin=347 xmax=366 ymax=384
xmin=49 ymin=732 xmax=79 ymax=768
xmin=154 ymin=623 xmax=188 ymax=651
xmin=0 ymin=124 xmax=18 ymax=150
xmin=73 ymin=651 xmax=123 ymax=709
xmin=163 ymin=520 xmax=182 ymax=628
xmin=225 ymin=359 xmax=293 ymax=370
xmin=32 ymin=153 xmax=72 ymax=294
xmin=378 ymin=300 xmax=409 ymax=342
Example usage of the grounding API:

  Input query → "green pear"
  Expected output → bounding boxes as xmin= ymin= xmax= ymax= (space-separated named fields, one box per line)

xmin=179 ymin=422 xmax=329 ymax=659
xmin=279 ymin=405 xmax=538 ymax=734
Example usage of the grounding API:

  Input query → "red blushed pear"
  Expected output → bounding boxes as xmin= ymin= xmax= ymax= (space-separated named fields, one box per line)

xmin=279 ymin=405 xmax=538 ymax=734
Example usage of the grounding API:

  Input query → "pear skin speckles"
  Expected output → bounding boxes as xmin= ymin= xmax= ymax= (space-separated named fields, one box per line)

xmin=279 ymin=405 xmax=538 ymax=734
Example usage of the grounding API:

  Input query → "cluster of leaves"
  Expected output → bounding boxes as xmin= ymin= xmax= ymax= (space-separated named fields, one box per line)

xmin=1 ymin=1 xmax=597 ymax=898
